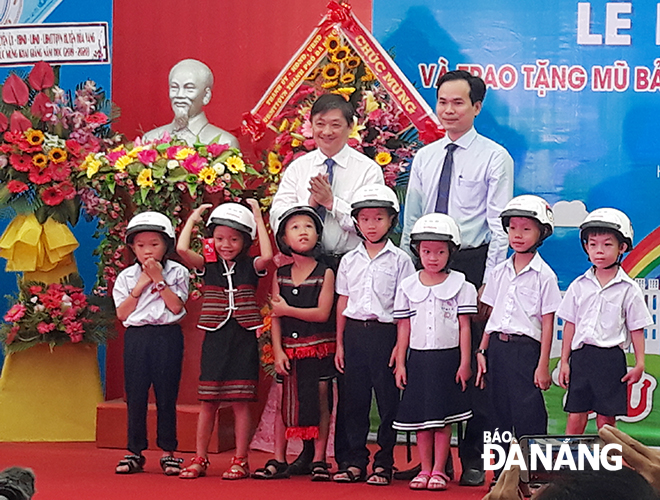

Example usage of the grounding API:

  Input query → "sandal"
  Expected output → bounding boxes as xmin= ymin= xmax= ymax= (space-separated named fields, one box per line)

xmin=409 ymin=471 xmax=431 ymax=490
xmin=333 ymin=466 xmax=365 ymax=483
xmin=310 ymin=461 xmax=331 ymax=482
xmin=179 ymin=456 xmax=209 ymax=479
xmin=115 ymin=454 xmax=145 ymax=474
xmin=252 ymin=459 xmax=290 ymax=479
xmin=222 ymin=456 xmax=250 ymax=480
xmin=366 ymin=466 xmax=392 ymax=486
xmin=428 ymin=471 xmax=450 ymax=491
xmin=160 ymin=455 xmax=183 ymax=476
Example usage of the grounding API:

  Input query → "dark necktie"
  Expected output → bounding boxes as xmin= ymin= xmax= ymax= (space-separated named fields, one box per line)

xmin=434 ymin=143 xmax=458 ymax=214
xmin=316 ymin=158 xmax=335 ymax=221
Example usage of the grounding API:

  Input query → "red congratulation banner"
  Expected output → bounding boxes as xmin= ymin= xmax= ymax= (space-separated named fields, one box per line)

xmin=243 ymin=1 xmax=441 ymax=142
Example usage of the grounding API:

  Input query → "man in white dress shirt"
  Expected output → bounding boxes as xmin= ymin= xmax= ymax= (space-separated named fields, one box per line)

xmin=400 ymin=70 xmax=514 ymax=486
xmin=269 ymin=93 xmax=384 ymax=474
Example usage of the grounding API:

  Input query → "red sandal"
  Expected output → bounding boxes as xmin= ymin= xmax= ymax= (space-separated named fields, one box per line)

xmin=222 ymin=456 xmax=250 ymax=480
xmin=179 ymin=456 xmax=209 ymax=479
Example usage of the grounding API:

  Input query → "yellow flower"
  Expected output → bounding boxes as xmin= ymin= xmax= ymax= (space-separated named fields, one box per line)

xmin=340 ymin=73 xmax=355 ymax=84
xmin=331 ymin=46 xmax=350 ymax=63
xmin=364 ymin=91 xmax=380 ymax=114
xmin=127 ymin=146 xmax=145 ymax=158
xmin=48 ymin=147 xmax=67 ymax=164
xmin=304 ymin=68 xmax=320 ymax=81
xmin=32 ymin=153 xmax=48 ymax=169
xmin=331 ymin=87 xmax=356 ymax=98
xmin=278 ymin=119 xmax=290 ymax=133
xmin=174 ymin=147 xmax=196 ymax=161
xmin=349 ymin=122 xmax=365 ymax=141
xmin=345 ymin=56 xmax=361 ymax=69
xmin=325 ymin=34 xmax=340 ymax=52
xmin=321 ymin=80 xmax=338 ymax=89
xmin=291 ymin=138 xmax=302 ymax=148
xmin=114 ymin=155 xmax=133 ymax=171
xmin=85 ymin=155 xmax=102 ymax=178
xmin=25 ymin=129 xmax=44 ymax=146
xmin=322 ymin=63 xmax=340 ymax=80
xmin=225 ymin=155 xmax=245 ymax=174
xmin=375 ymin=151 xmax=392 ymax=166
xmin=198 ymin=166 xmax=217 ymax=185
xmin=136 ymin=168 xmax=154 ymax=188
xmin=361 ymin=67 xmax=376 ymax=82
xmin=289 ymin=118 xmax=301 ymax=132
xmin=268 ymin=152 xmax=283 ymax=175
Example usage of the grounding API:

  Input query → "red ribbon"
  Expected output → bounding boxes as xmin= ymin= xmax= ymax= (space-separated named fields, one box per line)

xmin=319 ymin=1 xmax=357 ymax=33
xmin=241 ymin=112 xmax=267 ymax=142
xmin=419 ymin=119 xmax=446 ymax=145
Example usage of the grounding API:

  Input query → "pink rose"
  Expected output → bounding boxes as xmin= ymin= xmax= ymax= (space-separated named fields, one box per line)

xmin=207 ymin=143 xmax=229 ymax=156
xmin=137 ymin=148 xmax=158 ymax=165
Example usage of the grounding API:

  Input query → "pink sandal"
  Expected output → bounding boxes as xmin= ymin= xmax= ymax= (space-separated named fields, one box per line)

xmin=409 ymin=471 xmax=431 ymax=490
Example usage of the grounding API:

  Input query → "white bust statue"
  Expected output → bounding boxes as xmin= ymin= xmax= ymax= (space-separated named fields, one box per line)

xmin=143 ymin=58 xmax=239 ymax=147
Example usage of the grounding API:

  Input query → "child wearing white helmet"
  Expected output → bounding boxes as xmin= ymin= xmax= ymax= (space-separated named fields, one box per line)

xmin=253 ymin=205 xmax=336 ymax=481
xmin=176 ymin=200 xmax=273 ymax=480
xmin=557 ymin=208 xmax=651 ymax=435
xmin=332 ymin=184 xmax=415 ymax=486
xmin=474 ymin=195 xmax=562 ymax=484
xmin=113 ymin=211 xmax=190 ymax=476
xmin=392 ymin=213 xmax=477 ymax=491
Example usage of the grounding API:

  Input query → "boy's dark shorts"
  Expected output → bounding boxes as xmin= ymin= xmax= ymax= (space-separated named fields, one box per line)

xmin=564 ymin=344 xmax=627 ymax=416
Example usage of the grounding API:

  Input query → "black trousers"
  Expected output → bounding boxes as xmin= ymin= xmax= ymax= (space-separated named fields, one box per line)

xmin=451 ymin=244 xmax=492 ymax=471
xmin=124 ymin=324 xmax=184 ymax=455
xmin=342 ymin=319 xmax=399 ymax=471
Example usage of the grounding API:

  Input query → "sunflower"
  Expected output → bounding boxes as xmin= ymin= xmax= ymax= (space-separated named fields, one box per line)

xmin=340 ymin=73 xmax=355 ymax=84
xmin=304 ymin=68 xmax=320 ymax=81
xmin=322 ymin=63 xmax=340 ymax=80
xmin=225 ymin=155 xmax=245 ymax=174
xmin=322 ymin=80 xmax=339 ymax=89
xmin=136 ymin=168 xmax=154 ymax=188
xmin=345 ymin=56 xmax=361 ymax=69
xmin=361 ymin=67 xmax=376 ymax=82
xmin=25 ymin=129 xmax=45 ymax=146
xmin=331 ymin=46 xmax=350 ymax=63
xmin=48 ymin=147 xmax=67 ymax=164
xmin=32 ymin=153 xmax=48 ymax=169
xmin=325 ymin=35 xmax=340 ymax=53
xmin=375 ymin=151 xmax=392 ymax=166
xmin=198 ymin=166 xmax=217 ymax=185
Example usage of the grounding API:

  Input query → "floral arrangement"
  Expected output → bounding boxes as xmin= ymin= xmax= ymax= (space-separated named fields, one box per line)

xmin=0 ymin=274 xmax=113 ymax=354
xmin=256 ymin=304 xmax=276 ymax=378
xmin=261 ymin=31 xmax=436 ymax=209
xmin=0 ymin=62 xmax=120 ymax=225
xmin=80 ymin=136 xmax=265 ymax=293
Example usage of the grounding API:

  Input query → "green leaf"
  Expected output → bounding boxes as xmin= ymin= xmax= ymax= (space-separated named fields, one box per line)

xmin=140 ymin=187 xmax=149 ymax=205
xmin=168 ymin=167 xmax=188 ymax=182
xmin=235 ymin=175 xmax=246 ymax=189
xmin=35 ymin=205 xmax=48 ymax=224
xmin=245 ymin=166 xmax=260 ymax=176
xmin=152 ymin=164 xmax=166 ymax=178
xmin=155 ymin=143 xmax=170 ymax=152
xmin=187 ymin=182 xmax=197 ymax=198
xmin=217 ymin=150 xmax=233 ymax=163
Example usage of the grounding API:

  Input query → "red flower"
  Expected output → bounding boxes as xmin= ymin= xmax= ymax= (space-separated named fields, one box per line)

xmin=207 ymin=143 xmax=229 ymax=156
xmin=89 ymin=305 xmax=100 ymax=313
xmin=29 ymin=285 xmax=42 ymax=294
xmin=41 ymin=185 xmax=64 ymax=206
xmin=49 ymin=162 xmax=71 ymax=181
xmin=69 ymin=333 xmax=83 ymax=343
xmin=65 ymin=320 xmax=84 ymax=336
xmin=41 ymin=291 xmax=63 ymax=310
xmin=57 ymin=181 xmax=76 ymax=200
xmin=28 ymin=62 xmax=55 ymax=91
xmin=0 ymin=113 xmax=7 ymax=133
xmin=37 ymin=321 xmax=56 ymax=334
xmin=6 ymin=325 xmax=19 ymax=344
xmin=29 ymin=166 xmax=52 ymax=185
xmin=6 ymin=180 xmax=28 ymax=193
xmin=4 ymin=303 xmax=26 ymax=322
xmin=2 ymin=74 xmax=29 ymax=106
xmin=31 ymin=92 xmax=51 ymax=119
xmin=137 ymin=149 xmax=158 ymax=164
xmin=69 ymin=292 xmax=87 ymax=309
xmin=0 ymin=144 xmax=12 ymax=153
xmin=87 ymin=112 xmax=108 ymax=125
xmin=10 ymin=111 xmax=32 ymax=133
xmin=10 ymin=153 xmax=32 ymax=172
xmin=65 ymin=140 xmax=84 ymax=158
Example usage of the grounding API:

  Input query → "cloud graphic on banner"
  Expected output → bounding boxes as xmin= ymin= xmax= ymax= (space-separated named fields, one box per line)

xmin=552 ymin=200 xmax=588 ymax=227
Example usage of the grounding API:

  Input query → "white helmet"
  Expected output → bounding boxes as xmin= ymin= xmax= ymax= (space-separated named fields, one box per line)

xmin=410 ymin=213 xmax=461 ymax=256
xmin=126 ymin=211 xmax=176 ymax=249
xmin=579 ymin=207 xmax=633 ymax=252
xmin=275 ymin=205 xmax=324 ymax=256
xmin=500 ymin=195 xmax=554 ymax=241
xmin=350 ymin=184 xmax=400 ymax=216
xmin=206 ymin=203 xmax=256 ymax=240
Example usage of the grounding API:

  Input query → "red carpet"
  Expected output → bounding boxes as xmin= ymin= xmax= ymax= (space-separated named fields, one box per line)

xmin=0 ymin=443 xmax=491 ymax=499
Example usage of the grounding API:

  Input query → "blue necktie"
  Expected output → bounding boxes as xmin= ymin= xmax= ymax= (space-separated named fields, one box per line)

xmin=316 ymin=158 xmax=335 ymax=221
xmin=435 ymin=143 xmax=458 ymax=214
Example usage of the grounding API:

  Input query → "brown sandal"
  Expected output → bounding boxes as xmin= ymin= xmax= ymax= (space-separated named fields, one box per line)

xmin=222 ymin=456 xmax=250 ymax=480
xmin=179 ymin=456 xmax=209 ymax=479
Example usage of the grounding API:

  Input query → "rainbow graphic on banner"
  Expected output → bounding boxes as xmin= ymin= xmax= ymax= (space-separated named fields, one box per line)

xmin=622 ymin=227 xmax=660 ymax=279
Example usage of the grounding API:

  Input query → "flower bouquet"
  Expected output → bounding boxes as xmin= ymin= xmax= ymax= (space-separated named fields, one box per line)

xmin=0 ymin=273 xmax=113 ymax=354
xmin=80 ymin=136 xmax=265 ymax=293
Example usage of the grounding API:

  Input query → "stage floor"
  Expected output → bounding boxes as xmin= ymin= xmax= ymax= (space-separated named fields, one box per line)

xmin=0 ymin=443 xmax=491 ymax=499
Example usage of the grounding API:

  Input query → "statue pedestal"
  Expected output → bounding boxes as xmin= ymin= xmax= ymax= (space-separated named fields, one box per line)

xmin=0 ymin=343 xmax=103 ymax=441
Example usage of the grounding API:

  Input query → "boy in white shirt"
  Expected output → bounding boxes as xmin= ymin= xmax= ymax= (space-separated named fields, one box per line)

xmin=333 ymin=184 xmax=415 ymax=486
xmin=476 ymin=196 xmax=562 ymax=456
xmin=557 ymin=208 xmax=652 ymax=433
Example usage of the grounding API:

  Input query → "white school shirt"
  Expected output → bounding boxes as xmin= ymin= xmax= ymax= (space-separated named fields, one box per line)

xmin=270 ymin=145 xmax=384 ymax=255
xmin=393 ymin=271 xmax=478 ymax=350
xmin=336 ymin=239 xmax=415 ymax=323
xmin=400 ymin=127 xmax=513 ymax=283
xmin=113 ymin=260 xmax=190 ymax=327
xmin=556 ymin=267 xmax=653 ymax=350
xmin=481 ymin=252 xmax=562 ymax=342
